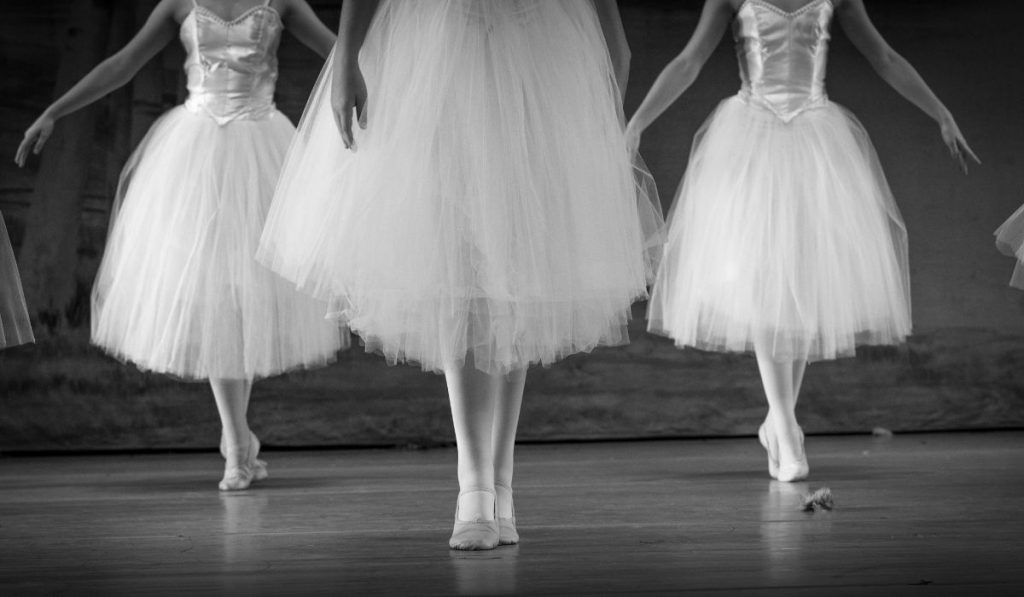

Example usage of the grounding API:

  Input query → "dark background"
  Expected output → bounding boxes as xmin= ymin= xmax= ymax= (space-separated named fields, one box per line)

xmin=1 ymin=0 xmax=1023 ymax=451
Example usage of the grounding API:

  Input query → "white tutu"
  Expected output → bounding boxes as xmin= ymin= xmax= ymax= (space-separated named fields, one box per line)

xmin=92 ymin=107 xmax=345 ymax=380
xmin=994 ymin=204 xmax=1024 ymax=289
xmin=259 ymin=0 xmax=663 ymax=374
xmin=648 ymin=97 xmax=912 ymax=361
xmin=1 ymin=212 xmax=34 ymax=348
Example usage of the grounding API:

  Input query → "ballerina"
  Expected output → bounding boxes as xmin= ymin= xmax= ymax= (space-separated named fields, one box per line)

xmin=627 ymin=0 xmax=977 ymax=481
xmin=258 ymin=0 xmax=663 ymax=548
xmin=16 ymin=0 xmax=344 ymax=490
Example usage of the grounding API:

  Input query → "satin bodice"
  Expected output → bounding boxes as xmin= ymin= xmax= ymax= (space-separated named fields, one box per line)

xmin=180 ymin=1 xmax=282 ymax=124
xmin=734 ymin=0 xmax=833 ymax=121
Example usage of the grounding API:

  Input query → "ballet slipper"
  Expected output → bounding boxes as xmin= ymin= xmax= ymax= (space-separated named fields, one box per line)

xmin=219 ymin=464 xmax=255 ymax=491
xmin=495 ymin=482 xmax=519 ymax=546
xmin=219 ymin=434 xmax=268 ymax=491
xmin=776 ymin=426 xmax=809 ymax=483
xmin=449 ymin=488 xmax=499 ymax=551
xmin=220 ymin=432 xmax=268 ymax=482
xmin=248 ymin=433 xmax=269 ymax=482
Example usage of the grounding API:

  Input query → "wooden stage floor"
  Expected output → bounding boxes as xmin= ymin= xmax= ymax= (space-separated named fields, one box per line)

xmin=1 ymin=432 xmax=1022 ymax=596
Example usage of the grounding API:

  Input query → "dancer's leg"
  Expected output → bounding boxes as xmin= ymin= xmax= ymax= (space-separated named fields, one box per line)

xmin=211 ymin=377 xmax=266 ymax=490
xmin=219 ymin=379 xmax=254 ymax=457
xmin=754 ymin=339 xmax=808 ymax=481
xmin=792 ymin=359 xmax=807 ymax=405
xmin=211 ymin=377 xmax=252 ymax=469
xmin=492 ymin=369 xmax=527 ymax=520
xmin=445 ymin=353 xmax=498 ymax=521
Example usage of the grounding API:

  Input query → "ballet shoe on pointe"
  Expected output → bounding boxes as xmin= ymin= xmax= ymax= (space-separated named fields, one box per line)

xmin=760 ymin=419 xmax=809 ymax=483
xmin=495 ymin=482 xmax=519 ymax=546
xmin=775 ymin=426 xmax=809 ymax=483
xmin=219 ymin=433 xmax=268 ymax=491
xmin=758 ymin=420 xmax=780 ymax=480
xmin=449 ymin=488 xmax=500 ymax=551
xmin=220 ymin=431 xmax=269 ymax=482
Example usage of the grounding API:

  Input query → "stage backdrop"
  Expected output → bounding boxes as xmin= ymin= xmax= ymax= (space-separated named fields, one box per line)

xmin=1 ymin=0 xmax=1022 ymax=451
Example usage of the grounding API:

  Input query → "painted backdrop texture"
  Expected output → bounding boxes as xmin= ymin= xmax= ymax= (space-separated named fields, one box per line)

xmin=1 ymin=0 xmax=1022 ymax=451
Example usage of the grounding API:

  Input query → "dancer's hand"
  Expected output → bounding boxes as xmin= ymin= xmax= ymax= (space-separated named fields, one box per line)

xmin=332 ymin=61 xmax=368 ymax=151
xmin=15 ymin=112 xmax=56 ymax=167
xmin=624 ymin=120 xmax=642 ymax=156
xmin=939 ymin=114 xmax=980 ymax=175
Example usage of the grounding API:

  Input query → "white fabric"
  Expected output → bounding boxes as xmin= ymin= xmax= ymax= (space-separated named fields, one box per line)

xmin=994 ymin=203 xmax=1024 ymax=289
xmin=0 ymin=212 xmax=34 ymax=349
xmin=259 ymin=0 xmax=663 ymax=374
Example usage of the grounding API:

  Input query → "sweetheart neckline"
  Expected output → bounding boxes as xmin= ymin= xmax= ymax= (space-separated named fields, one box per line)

xmin=184 ymin=4 xmax=280 ymax=28
xmin=739 ymin=0 xmax=832 ymax=18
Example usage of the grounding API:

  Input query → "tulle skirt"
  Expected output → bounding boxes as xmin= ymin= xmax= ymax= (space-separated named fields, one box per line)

xmin=1 ymin=212 xmax=34 ymax=348
xmin=648 ymin=96 xmax=912 ymax=361
xmin=994 ymin=204 xmax=1024 ymax=288
xmin=92 ymin=107 xmax=345 ymax=380
xmin=259 ymin=0 xmax=663 ymax=374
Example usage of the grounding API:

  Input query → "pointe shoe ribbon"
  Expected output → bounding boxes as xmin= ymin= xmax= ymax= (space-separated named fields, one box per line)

xmin=449 ymin=488 xmax=499 ymax=551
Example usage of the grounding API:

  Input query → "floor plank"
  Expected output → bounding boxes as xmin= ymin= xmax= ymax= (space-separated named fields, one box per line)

xmin=1 ymin=432 xmax=1023 ymax=595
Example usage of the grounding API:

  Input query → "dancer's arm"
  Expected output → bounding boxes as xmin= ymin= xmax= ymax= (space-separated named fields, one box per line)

xmin=331 ymin=0 xmax=379 ymax=149
xmin=592 ymin=0 xmax=631 ymax=99
xmin=835 ymin=0 xmax=979 ymax=172
xmin=624 ymin=0 xmax=733 ymax=153
xmin=15 ymin=0 xmax=181 ymax=167
xmin=281 ymin=0 xmax=337 ymax=59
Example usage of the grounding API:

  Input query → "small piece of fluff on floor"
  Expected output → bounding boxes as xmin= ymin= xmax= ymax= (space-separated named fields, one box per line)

xmin=802 ymin=487 xmax=834 ymax=512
